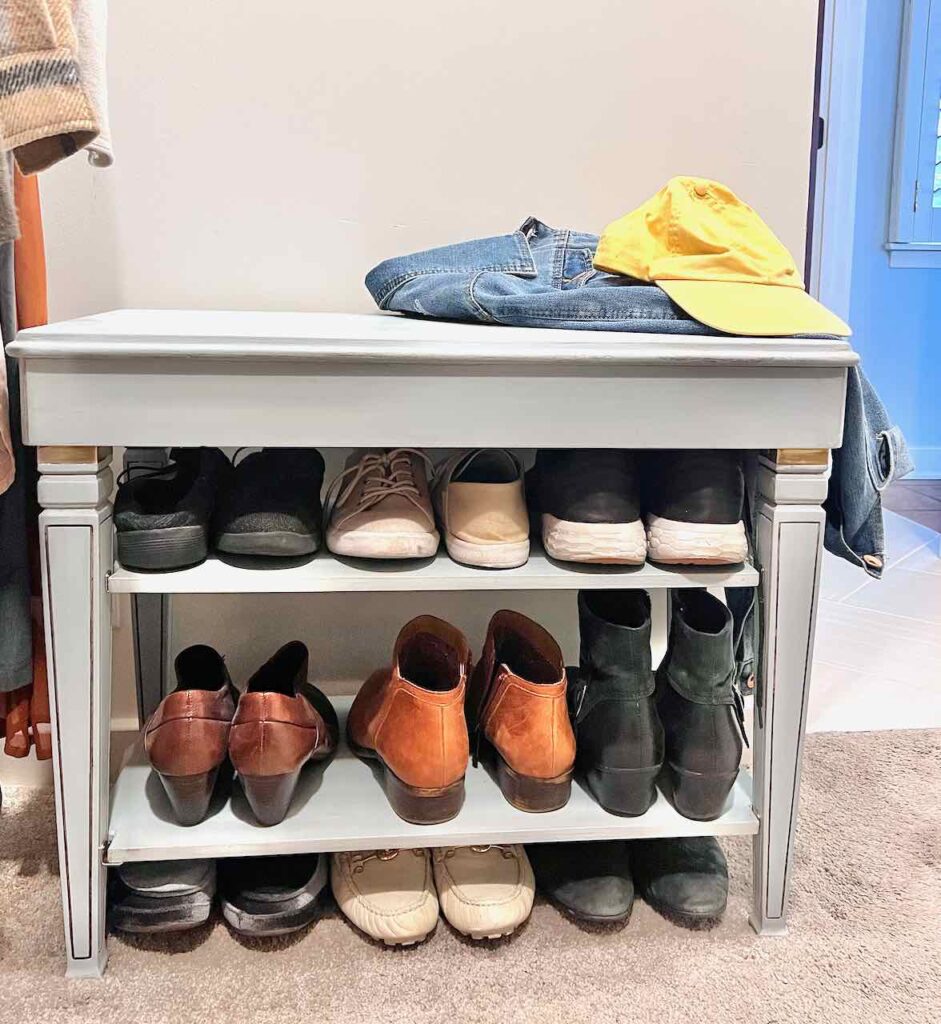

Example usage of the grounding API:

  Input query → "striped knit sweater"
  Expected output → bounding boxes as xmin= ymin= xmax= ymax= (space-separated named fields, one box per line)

xmin=0 ymin=0 xmax=99 ymax=173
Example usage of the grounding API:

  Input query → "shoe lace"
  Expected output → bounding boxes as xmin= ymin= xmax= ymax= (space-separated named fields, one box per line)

xmin=349 ymin=848 xmax=425 ymax=874
xmin=323 ymin=449 xmax=434 ymax=523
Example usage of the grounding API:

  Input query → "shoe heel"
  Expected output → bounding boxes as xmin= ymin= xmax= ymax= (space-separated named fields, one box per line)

xmin=157 ymin=767 xmax=219 ymax=826
xmin=240 ymin=768 xmax=302 ymax=826
xmin=664 ymin=764 xmax=738 ymax=821
xmin=384 ymin=770 xmax=465 ymax=825
xmin=496 ymin=758 xmax=571 ymax=812
xmin=584 ymin=766 xmax=660 ymax=817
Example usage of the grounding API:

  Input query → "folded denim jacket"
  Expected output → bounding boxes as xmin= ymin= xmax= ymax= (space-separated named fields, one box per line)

xmin=366 ymin=218 xmax=913 ymax=684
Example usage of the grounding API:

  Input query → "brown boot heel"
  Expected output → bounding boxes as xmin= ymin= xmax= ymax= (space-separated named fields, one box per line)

xmin=384 ymin=769 xmax=465 ymax=825
xmin=157 ymin=767 xmax=220 ymax=826
xmin=496 ymin=758 xmax=572 ymax=813
xmin=239 ymin=768 xmax=303 ymax=826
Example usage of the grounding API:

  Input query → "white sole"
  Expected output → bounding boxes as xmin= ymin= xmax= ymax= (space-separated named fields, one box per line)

xmin=645 ymin=515 xmax=748 ymax=565
xmin=445 ymin=534 xmax=530 ymax=569
xmin=541 ymin=514 xmax=646 ymax=565
xmin=326 ymin=528 xmax=440 ymax=560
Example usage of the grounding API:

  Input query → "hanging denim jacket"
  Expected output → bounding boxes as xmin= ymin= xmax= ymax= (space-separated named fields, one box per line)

xmin=366 ymin=218 xmax=913 ymax=683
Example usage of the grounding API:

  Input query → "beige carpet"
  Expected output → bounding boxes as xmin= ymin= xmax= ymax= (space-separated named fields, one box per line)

xmin=1 ymin=730 xmax=939 ymax=1024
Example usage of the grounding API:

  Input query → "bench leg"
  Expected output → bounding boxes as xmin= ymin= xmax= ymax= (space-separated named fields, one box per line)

xmin=37 ymin=446 xmax=114 ymax=977
xmin=750 ymin=449 xmax=828 ymax=935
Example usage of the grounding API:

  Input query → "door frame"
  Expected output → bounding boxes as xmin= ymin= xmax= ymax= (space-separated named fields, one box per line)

xmin=807 ymin=0 xmax=869 ymax=321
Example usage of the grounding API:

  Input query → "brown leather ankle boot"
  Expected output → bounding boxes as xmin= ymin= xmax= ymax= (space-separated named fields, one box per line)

xmin=467 ymin=611 xmax=575 ymax=812
xmin=347 ymin=616 xmax=471 ymax=825
xmin=228 ymin=641 xmax=338 ymax=826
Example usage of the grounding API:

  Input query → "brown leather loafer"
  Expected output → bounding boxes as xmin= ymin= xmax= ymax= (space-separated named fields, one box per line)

xmin=347 ymin=616 xmax=470 ymax=825
xmin=228 ymin=641 xmax=338 ymax=826
xmin=467 ymin=610 xmax=575 ymax=812
xmin=144 ymin=645 xmax=237 ymax=826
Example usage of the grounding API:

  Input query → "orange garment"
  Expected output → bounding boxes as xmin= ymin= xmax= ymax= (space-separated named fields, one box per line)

xmin=1 ymin=167 xmax=49 ymax=758
xmin=13 ymin=170 xmax=48 ymax=327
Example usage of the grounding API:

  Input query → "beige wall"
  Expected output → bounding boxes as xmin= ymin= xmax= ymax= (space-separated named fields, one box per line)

xmin=11 ymin=0 xmax=820 ymax=774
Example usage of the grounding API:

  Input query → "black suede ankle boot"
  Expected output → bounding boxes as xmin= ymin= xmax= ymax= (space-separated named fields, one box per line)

xmin=656 ymin=590 xmax=744 ymax=820
xmin=569 ymin=590 xmax=664 ymax=816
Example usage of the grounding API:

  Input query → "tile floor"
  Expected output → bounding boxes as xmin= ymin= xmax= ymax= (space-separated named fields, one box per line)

xmin=808 ymin=480 xmax=941 ymax=733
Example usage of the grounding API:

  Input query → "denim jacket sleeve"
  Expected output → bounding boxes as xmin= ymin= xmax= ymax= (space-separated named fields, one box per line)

xmin=824 ymin=366 xmax=914 ymax=578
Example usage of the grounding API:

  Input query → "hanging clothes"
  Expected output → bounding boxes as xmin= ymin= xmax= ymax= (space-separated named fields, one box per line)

xmin=0 ymin=0 xmax=100 ymax=173
xmin=0 ymin=168 xmax=50 ymax=758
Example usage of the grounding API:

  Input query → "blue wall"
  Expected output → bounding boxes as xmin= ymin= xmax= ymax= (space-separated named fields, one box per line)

xmin=850 ymin=0 xmax=941 ymax=478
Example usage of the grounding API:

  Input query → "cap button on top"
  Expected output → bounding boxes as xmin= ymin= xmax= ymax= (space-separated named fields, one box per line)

xmin=694 ymin=184 xmax=709 ymax=198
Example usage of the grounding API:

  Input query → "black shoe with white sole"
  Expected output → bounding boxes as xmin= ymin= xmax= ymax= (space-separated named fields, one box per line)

xmin=528 ymin=449 xmax=645 ymax=564
xmin=214 ymin=448 xmax=325 ymax=558
xmin=643 ymin=450 xmax=747 ymax=565
xmin=114 ymin=448 xmax=232 ymax=571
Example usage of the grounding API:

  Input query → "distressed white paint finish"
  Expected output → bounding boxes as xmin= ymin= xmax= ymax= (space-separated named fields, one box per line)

xmin=750 ymin=461 xmax=827 ymax=936
xmin=39 ymin=457 xmax=114 ymax=978
xmin=9 ymin=309 xmax=859 ymax=365
xmin=106 ymin=699 xmax=757 ymax=864
xmin=10 ymin=312 xmax=854 ymax=449
xmin=14 ymin=312 xmax=852 ymax=971
xmin=108 ymin=546 xmax=759 ymax=595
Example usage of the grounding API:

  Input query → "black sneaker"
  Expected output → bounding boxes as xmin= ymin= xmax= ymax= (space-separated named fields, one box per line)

xmin=213 ymin=448 xmax=325 ymax=557
xmin=527 ymin=450 xmax=645 ymax=564
xmin=114 ymin=448 xmax=232 ymax=570
xmin=643 ymin=450 xmax=747 ymax=565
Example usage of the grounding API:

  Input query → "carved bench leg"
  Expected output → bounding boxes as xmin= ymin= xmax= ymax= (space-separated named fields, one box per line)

xmin=37 ymin=446 xmax=114 ymax=977
xmin=750 ymin=449 xmax=829 ymax=935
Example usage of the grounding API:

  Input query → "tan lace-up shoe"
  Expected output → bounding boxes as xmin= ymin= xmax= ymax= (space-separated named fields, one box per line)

xmin=433 ymin=844 xmax=535 ymax=940
xmin=324 ymin=449 xmax=439 ymax=559
xmin=432 ymin=449 xmax=530 ymax=569
xmin=331 ymin=848 xmax=439 ymax=945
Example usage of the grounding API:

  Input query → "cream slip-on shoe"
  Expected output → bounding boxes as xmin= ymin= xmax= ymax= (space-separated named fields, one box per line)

xmin=330 ymin=848 xmax=439 ymax=945
xmin=432 ymin=844 xmax=535 ymax=940
xmin=432 ymin=449 xmax=530 ymax=569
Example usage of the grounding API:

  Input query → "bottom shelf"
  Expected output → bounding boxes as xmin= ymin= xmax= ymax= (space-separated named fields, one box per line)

xmin=105 ymin=698 xmax=758 ymax=864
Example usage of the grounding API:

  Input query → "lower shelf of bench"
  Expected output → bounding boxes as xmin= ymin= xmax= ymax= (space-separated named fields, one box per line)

xmin=105 ymin=699 xmax=758 ymax=864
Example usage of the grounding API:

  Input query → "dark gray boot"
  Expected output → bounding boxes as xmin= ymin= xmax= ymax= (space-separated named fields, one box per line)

xmin=527 ymin=840 xmax=634 ymax=923
xmin=657 ymin=590 xmax=744 ymax=820
xmin=631 ymin=836 xmax=728 ymax=929
xmin=569 ymin=590 xmax=664 ymax=816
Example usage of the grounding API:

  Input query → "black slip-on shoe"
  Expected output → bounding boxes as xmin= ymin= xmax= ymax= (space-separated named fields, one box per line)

xmin=527 ymin=449 xmax=645 ymax=564
xmin=643 ymin=450 xmax=747 ymax=565
xmin=631 ymin=836 xmax=728 ymax=930
xmin=527 ymin=840 xmax=634 ymax=924
xmin=109 ymin=860 xmax=215 ymax=934
xmin=220 ymin=853 xmax=328 ymax=936
xmin=214 ymin=448 xmax=325 ymax=557
xmin=114 ymin=448 xmax=232 ymax=570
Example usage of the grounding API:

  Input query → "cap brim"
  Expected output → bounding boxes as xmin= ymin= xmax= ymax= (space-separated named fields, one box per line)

xmin=659 ymin=280 xmax=851 ymax=337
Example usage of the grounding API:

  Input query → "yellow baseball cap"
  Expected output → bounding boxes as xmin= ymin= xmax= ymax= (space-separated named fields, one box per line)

xmin=593 ymin=177 xmax=851 ymax=337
